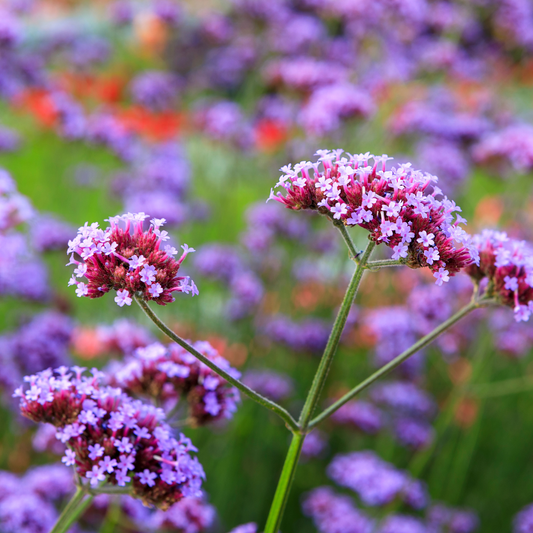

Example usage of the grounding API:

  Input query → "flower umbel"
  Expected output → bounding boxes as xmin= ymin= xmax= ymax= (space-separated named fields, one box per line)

xmin=67 ymin=213 xmax=198 ymax=306
xmin=269 ymin=150 xmax=476 ymax=283
xmin=15 ymin=366 xmax=204 ymax=509
xmin=111 ymin=341 xmax=241 ymax=426
xmin=466 ymin=230 xmax=533 ymax=321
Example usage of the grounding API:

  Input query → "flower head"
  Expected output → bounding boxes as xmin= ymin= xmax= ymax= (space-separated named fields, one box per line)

xmin=269 ymin=150 xmax=476 ymax=283
xmin=67 ymin=213 xmax=197 ymax=306
xmin=465 ymin=230 xmax=533 ymax=322
xmin=16 ymin=366 xmax=204 ymax=509
xmin=111 ymin=341 xmax=241 ymax=426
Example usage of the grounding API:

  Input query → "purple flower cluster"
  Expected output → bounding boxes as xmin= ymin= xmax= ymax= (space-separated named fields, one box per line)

xmin=91 ymin=491 xmax=216 ymax=532
xmin=371 ymin=381 xmax=436 ymax=449
xmin=242 ymin=201 xmax=310 ymax=254
xmin=427 ymin=503 xmax=479 ymax=533
xmin=151 ymin=496 xmax=217 ymax=532
xmin=67 ymin=213 xmax=198 ymax=306
xmin=488 ymin=309 xmax=533 ymax=357
xmin=29 ymin=213 xmax=75 ymax=252
xmin=0 ymin=125 xmax=20 ymax=152
xmin=194 ymin=100 xmax=252 ymax=148
xmin=111 ymin=341 xmax=240 ymax=426
xmin=331 ymin=400 xmax=383 ymax=434
xmin=327 ymin=451 xmax=428 ymax=509
xmin=96 ymin=318 xmax=155 ymax=356
xmin=301 ymin=430 xmax=328 ymax=459
xmin=0 ymin=465 xmax=74 ymax=533
xmin=514 ymin=503 xmax=533 ymax=533
xmin=116 ymin=142 xmax=192 ymax=227
xmin=302 ymin=487 xmax=374 ymax=533
xmin=193 ymin=244 xmax=264 ymax=320
xmin=473 ymin=125 xmax=533 ymax=174
xmin=130 ymin=70 xmax=181 ymax=112
xmin=365 ymin=276 xmax=476 ymax=374
xmin=270 ymin=150 xmax=476 ymax=284
xmin=377 ymin=515 xmax=427 ymax=533
xmin=305 ymin=463 xmax=479 ymax=532
xmin=466 ymin=230 xmax=533 ymax=321
xmin=260 ymin=314 xmax=330 ymax=354
xmin=16 ymin=366 xmax=205 ymax=509
xmin=298 ymin=83 xmax=374 ymax=137
xmin=0 ymin=311 xmax=73 ymax=394
xmin=371 ymin=381 xmax=436 ymax=419
xmin=0 ymin=232 xmax=50 ymax=301
xmin=86 ymin=111 xmax=135 ymax=162
xmin=365 ymin=306 xmax=422 ymax=377
xmin=242 ymin=370 xmax=293 ymax=402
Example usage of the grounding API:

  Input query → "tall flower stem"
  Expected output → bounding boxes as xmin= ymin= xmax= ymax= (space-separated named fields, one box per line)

xmin=134 ymin=295 xmax=300 ymax=433
xmin=309 ymin=299 xmax=483 ymax=428
xmin=49 ymin=487 xmax=94 ymax=533
xmin=264 ymin=239 xmax=376 ymax=533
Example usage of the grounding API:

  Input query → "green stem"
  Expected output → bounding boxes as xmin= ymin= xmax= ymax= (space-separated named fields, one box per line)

xmin=50 ymin=487 xmax=94 ymax=533
xmin=88 ymin=486 xmax=132 ymax=495
xmin=263 ymin=239 xmax=375 ymax=533
xmin=309 ymin=299 xmax=481 ymax=428
xmin=263 ymin=433 xmax=305 ymax=533
xmin=100 ymin=496 xmax=123 ymax=533
xmin=299 ymin=239 xmax=375 ymax=428
xmin=133 ymin=295 xmax=300 ymax=433
xmin=365 ymin=259 xmax=404 ymax=270
xmin=468 ymin=376 xmax=533 ymax=398
xmin=335 ymin=223 xmax=361 ymax=263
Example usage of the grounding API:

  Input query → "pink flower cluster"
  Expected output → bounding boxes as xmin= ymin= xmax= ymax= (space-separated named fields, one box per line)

xmin=473 ymin=124 xmax=533 ymax=173
xmin=15 ymin=366 xmax=204 ymax=509
xmin=269 ymin=150 xmax=477 ymax=284
xmin=67 ymin=213 xmax=198 ymax=306
xmin=466 ymin=230 xmax=533 ymax=322
xmin=111 ymin=341 xmax=241 ymax=426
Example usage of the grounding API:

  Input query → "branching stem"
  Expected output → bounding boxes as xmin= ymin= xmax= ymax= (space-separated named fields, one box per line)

xmin=134 ymin=295 xmax=300 ymax=433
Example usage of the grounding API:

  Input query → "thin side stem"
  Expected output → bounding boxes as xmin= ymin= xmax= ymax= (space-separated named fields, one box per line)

xmin=263 ymin=239 xmax=375 ymax=533
xmin=335 ymin=223 xmax=360 ymax=263
xmin=50 ymin=488 xmax=94 ymax=533
xmin=365 ymin=259 xmax=404 ymax=270
xmin=468 ymin=376 xmax=533 ymax=398
xmin=134 ymin=295 xmax=300 ymax=433
xmin=88 ymin=486 xmax=132 ymax=495
xmin=309 ymin=299 xmax=482 ymax=428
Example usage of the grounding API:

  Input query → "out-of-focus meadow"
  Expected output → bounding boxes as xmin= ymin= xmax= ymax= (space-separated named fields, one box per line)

xmin=2 ymin=1 xmax=533 ymax=532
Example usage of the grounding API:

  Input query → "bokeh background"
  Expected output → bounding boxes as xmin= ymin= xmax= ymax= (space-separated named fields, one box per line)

xmin=1 ymin=0 xmax=533 ymax=532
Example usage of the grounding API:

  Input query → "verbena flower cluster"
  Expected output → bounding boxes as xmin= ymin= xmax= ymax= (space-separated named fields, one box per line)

xmin=304 ymin=470 xmax=479 ymax=533
xmin=242 ymin=369 xmax=293 ymax=402
xmin=327 ymin=451 xmax=427 ymax=509
xmin=15 ymin=366 xmax=204 ymax=509
xmin=67 ymin=213 xmax=198 ymax=306
xmin=466 ymin=230 xmax=533 ymax=321
xmin=111 ymin=341 xmax=241 ymax=426
xmin=0 ymin=464 xmax=74 ymax=533
xmin=270 ymin=150 xmax=477 ymax=285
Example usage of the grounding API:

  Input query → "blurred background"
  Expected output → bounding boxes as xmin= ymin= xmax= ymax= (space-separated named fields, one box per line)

xmin=1 ymin=0 xmax=533 ymax=532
